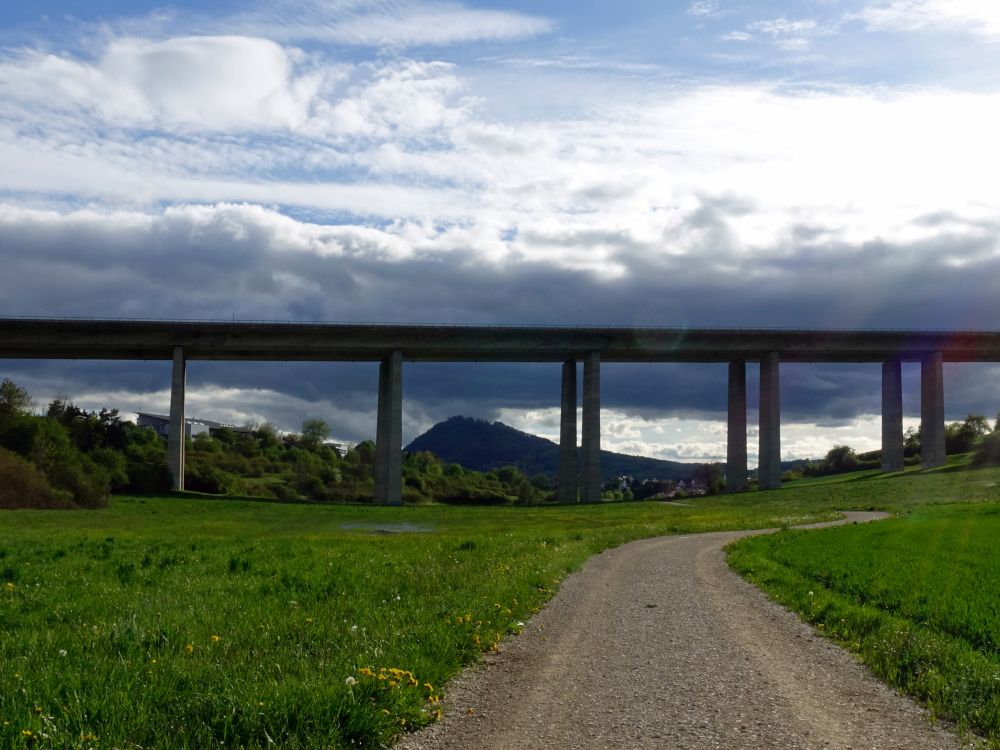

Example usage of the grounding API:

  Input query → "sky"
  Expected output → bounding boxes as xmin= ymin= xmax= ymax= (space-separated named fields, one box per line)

xmin=2 ymin=0 xmax=1000 ymax=466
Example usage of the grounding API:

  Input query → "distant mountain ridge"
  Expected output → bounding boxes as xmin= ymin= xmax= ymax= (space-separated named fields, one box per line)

xmin=405 ymin=416 xmax=700 ymax=482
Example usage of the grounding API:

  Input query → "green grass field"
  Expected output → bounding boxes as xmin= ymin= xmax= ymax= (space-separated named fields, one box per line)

xmin=3 ymin=459 xmax=1000 ymax=748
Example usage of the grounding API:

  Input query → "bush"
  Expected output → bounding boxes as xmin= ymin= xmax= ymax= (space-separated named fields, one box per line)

xmin=125 ymin=458 xmax=173 ymax=493
xmin=438 ymin=487 xmax=512 ymax=505
xmin=185 ymin=463 xmax=244 ymax=495
xmin=0 ymin=415 xmax=109 ymax=507
xmin=972 ymin=432 xmax=1000 ymax=467
xmin=0 ymin=447 xmax=71 ymax=509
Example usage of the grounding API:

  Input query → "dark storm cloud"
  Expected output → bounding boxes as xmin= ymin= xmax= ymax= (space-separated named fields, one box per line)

xmin=2 ymin=202 xmax=1000 ymax=440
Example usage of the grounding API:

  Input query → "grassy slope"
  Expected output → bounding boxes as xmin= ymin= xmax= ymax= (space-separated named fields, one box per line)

xmin=2 ymin=459 xmax=999 ymax=747
xmin=729 ymin=457 xmax=1000 ymax=745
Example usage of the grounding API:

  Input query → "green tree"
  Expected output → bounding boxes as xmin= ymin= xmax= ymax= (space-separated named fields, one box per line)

xmin=824 ymin=445 xmax=859 ymax=474
xmin=946 ymin=414 xmax=991 ymax=454
xmin=300 ymin=419 xmax=331 ymax=451
xmin=973 ymin=432 xmax=1000 ymax=467
xmin=254 ymin=421 xmax=281 ymax=451
xmin=0 ymin=378 xmax=33 ymax=419
xmin=693 ymin=462 xmax=725 ymax=494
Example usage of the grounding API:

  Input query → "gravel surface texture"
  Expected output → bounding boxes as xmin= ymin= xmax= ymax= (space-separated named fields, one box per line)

xmin=396 ymin=511 xmax=979 ymax=750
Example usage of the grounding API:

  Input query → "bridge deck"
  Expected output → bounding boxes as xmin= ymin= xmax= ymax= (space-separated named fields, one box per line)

xmin=1 ymin=318 xmax=1000 ymax=363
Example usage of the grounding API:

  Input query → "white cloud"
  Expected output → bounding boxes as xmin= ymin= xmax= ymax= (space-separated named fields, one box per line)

xmin=4 ymin=58 xmax=1000 ymax=276
xmin=311 ymin=60 xmax=470 ymax=138
xmin=747 ymin=17 xmax=821 ymax=50
xmin=220 ymin=0 xmax=554 ymax=48
xmin=859 ymin=0 xmax=1000 ymax=38
xmin=317 ymin=3 xmax=554 ymax=47
xmin=0 ymin=36 xmax=326 ymax=131
xmin=688 ymin=1 xmax=722 ymax=18
xmin=721 ymin=31 xmax=752 ymax=41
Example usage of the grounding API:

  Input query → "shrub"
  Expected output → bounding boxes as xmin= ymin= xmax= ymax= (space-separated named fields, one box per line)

xmin=185 ymin=463 xmax=244 ymax=495
xmin=125 ymin=459 xmax=172 ymax=493
xmin=0 ymin=415 xmax=109 ymax=507
xmin=972 ymin=432 xmax=1000 ymax=467
xmin=438 ymin=487 xmax=512 ymax=505
xmin=0 ymin=447 xmax=71 ymax=509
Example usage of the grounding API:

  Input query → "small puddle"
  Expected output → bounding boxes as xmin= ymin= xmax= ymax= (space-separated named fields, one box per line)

xmin=339 ymin=522 xmax=434 ymax=534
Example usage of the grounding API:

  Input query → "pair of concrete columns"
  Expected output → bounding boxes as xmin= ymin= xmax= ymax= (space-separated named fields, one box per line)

xmin=164 ymin=346 xmax=407 ymax=499
xmin=724 ymin=356 xmax=780 ymax=492
xmin=882 ymin=353 xmax=946 ymax=470
xmin=558 ymin=352 xmax=603 ymax=503
xmin=370 ymin=351 xmax=604 ymax=505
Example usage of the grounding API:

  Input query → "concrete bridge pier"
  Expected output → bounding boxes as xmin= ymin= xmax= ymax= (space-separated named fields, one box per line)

xmin=881 ymin=359 xmax=904 ymax=472
xmin=581 ymin=351 xmax=602 ymax=503
xmin=374 ymin=350 xmax=403 ymax=505
xmin=758 ymin=352 xmax=781 ymax=490
xmin=921 ymin=352 xmax=946 ymax=468
xmin=558 ymin=359 xmax=578 ymax=502
xmin=727 ymin=360 xmax=747 ymax=492
xmin=167 ymin=346 xmax=186 ymax=491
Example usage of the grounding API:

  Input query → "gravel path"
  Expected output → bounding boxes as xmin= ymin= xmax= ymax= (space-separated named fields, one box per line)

xmin=397 ymin=512 xmax=977 ymax=749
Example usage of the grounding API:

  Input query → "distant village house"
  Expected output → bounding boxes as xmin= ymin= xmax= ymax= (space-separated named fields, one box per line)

xmin=136 ymin=412 xmax=250 ymax=440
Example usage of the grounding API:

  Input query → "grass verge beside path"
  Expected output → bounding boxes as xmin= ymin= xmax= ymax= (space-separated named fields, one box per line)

xmin=729 ymin=495 xmax=1000 ymax=746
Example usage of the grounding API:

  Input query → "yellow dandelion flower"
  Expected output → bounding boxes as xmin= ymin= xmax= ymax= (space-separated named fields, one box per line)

xmin=423 ymin=682 xmax=433 ymax=691
xmin=381 ymin=709 xmax=390 ymax=716
xmin=4 ymin=582 xmax=14 ymax=592
xmin=432 ymin=709 xmax=442 ymax=721
xmin=211 ymin=635 xmax=220 ymax=642
xmin=185 ymin=643 xmax=194 ymax=653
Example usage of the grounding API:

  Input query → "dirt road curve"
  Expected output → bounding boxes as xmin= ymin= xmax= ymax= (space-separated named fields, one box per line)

xmin=397 ymin=512 xmax=976 ymax=750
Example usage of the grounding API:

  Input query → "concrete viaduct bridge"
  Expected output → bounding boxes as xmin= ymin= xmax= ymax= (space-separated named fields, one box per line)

xmin=3 ymin=318 xmax=1000 ymax=503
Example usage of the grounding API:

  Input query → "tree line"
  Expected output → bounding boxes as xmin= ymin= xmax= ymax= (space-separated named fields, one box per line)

xmin=0 ymin=379 xmax=549 ymax=509
xmin=789 ymin=412 xmax=1000 ymax=480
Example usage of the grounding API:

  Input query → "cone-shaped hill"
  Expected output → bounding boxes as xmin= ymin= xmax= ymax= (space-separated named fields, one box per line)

xmin=405 ymin=415 xmax=698 ymax=482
